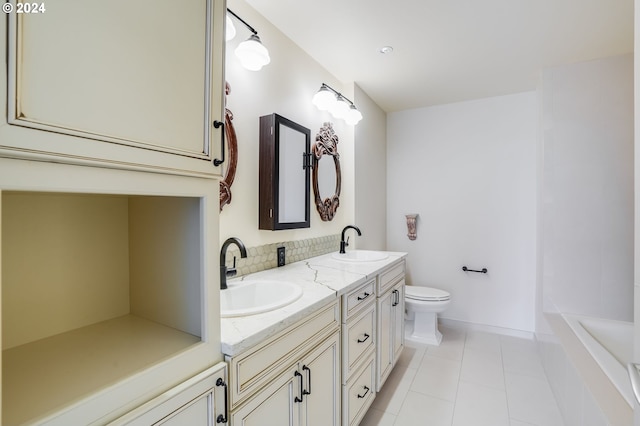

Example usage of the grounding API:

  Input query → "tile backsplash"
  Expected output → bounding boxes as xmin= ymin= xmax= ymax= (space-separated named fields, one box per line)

xmin=224 ymin=234 xmax=341 ymax=277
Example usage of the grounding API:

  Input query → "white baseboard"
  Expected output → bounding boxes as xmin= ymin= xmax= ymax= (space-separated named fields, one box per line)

xmin=438 ymin=318 xmax=535 ymax=340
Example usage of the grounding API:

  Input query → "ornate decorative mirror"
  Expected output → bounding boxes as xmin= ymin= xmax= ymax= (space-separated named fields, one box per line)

xmin=312 ymin=122 xmax=341 ymax=221
xmin=220 ymin=82 xmax=238 ymax=211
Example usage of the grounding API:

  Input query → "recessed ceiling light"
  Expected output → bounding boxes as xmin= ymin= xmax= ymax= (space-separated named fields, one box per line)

xmin=379 ymin=46 xmax=394 ymax=54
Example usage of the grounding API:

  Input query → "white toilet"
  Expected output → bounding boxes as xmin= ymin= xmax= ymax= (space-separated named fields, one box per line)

xmin=404 ymin=286 xmax=451 ymax=346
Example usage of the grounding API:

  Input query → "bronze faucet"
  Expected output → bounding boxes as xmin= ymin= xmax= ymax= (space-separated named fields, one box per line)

xmin=220 ymin=237 xmax=247 ymax=289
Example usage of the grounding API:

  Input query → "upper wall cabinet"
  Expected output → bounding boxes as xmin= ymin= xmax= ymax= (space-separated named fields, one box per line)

xmin=259 ymin=113 xmax=311 ymax=230
xmin=0 ymin=0 xmax=226 ymax=178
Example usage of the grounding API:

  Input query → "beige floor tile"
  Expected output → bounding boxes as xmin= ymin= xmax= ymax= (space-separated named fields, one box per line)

xmin=452 ymin=381 xmax=509 ymax=426
xmin=393 ymin=391 xmax=454 ymax=426
xmin=371 ymin=364 xmax=417 ymax=415
xmin=505 ymin=372 xmax=564 ymax=426
xmin=509 ymin=419 xmax=536 ymax=426
xmin=501 ymin=336 xmax=546 ymax=379
xmin=460 ymin=346 xmax=505 ymax=390
xmin=426 ymin=328 xmax=466 ymax=361
xmin=359 ymin=407 xmax=396 ymax=426
xmin=411 ymin=355 xmax=461 ymax=401
xmin=360 ymin=326 xmax=564 ymax=426
xmin=397 ymin=343 xmax=426 ymax=369
xmin=464 ymin=330 xmax=502 ymax=356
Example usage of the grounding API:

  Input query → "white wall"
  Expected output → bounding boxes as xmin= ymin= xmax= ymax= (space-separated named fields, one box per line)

xmin=634 ymin=4 xmax=640 ymax=426
xmin=354 ymin=84 xmax=387 ymax=250
xmin=541 ymin=54 xmax=634 ymax=321
xmin=387 ymin=92 xmax=537 ymax=332
xmin=221 ymin=0 xmax=356 ymax=248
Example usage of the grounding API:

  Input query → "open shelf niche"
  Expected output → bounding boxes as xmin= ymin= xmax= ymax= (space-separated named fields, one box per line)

xmin=2 ymin=191 xmax=209 ymax=425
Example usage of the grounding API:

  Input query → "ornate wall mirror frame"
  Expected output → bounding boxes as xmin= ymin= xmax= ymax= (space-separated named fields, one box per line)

xmin=220 ymin=82 xmax=238 ymax=211
xmin=312 ymin=122 xmax=341 ymax=221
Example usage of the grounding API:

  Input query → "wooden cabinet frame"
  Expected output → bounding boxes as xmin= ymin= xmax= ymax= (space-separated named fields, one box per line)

xmin=2 ymin=0 xmax=225 ymax=177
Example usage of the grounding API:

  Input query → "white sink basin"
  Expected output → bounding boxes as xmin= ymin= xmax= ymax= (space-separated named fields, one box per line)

xmin=221 ymin=280 xmax=303 ymax=317
xmin=331 ymin=250 xmax=389 ymax=262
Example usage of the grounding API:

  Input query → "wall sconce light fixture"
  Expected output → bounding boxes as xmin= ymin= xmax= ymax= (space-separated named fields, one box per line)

xmin=226 ymin=9 xmax=270 ymax=71
xmin=312 ymin=83 xmax=363 ymax=125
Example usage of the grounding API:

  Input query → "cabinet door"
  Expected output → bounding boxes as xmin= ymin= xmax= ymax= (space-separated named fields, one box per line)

xmin=109 ymin=363 xmax=227 ymax=426
xmin=230 ymin=366 xmax=299 ymax=426
xmin=1 ymin=0 xmax=226 ymax=178
xmin=157 ymin=393 xmax=211 ymax=426
xmin=392 ymin=281 xmax=405 ymax=363
xmin=376 ymin=290 xmax=393 ymax=391
xmin=301 ymin=331 xmax=340 ymax=426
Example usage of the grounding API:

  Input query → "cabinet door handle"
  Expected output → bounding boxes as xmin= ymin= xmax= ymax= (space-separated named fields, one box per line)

xmin=357 ymin=292 xmax=370 ymax=301
xmin=391 ymin=289 xmax=399 ymax=306
xmin=357 ymin=333 xmax=370 ymax=343
xmin=294 ymin=371 xmax=304 ymax=403
xmin=302 ymin=365 xmax=311 ymax=395
xmin=357 ymin=385 xmax=370 ymax=399
xmin=302 ymin=152 xmax=313 ymax=170
xmin=215 ymin=377 xmax=228 ymax=424
xmin=213 ymin=120 xmax=225 ymax=166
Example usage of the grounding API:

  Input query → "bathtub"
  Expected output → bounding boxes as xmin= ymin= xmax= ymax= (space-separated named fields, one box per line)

xmin=562 ymin=314 xmax=634 ymax=407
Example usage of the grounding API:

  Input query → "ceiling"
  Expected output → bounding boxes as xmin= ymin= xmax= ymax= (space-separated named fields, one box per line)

xmin=245 ymin=0 xmax=633 ymax=112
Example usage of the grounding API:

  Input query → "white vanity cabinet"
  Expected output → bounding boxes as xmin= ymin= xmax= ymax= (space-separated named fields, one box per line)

xmin=226 ymin=301 xmax=341 ymax=426
xmin=0 ymin=162 xmax=223 ymax=425
xmin=341 ymin=279 xmax=377 ymax=426
xmin=109 ymin=363 xmax=228 ymax=426
xmin=376 ymin=261 xmax=406 ymax=390
xmin=0 ymin=0 xmax=226 ymax=178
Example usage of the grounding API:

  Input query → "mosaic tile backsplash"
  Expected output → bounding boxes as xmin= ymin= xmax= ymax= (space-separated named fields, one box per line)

xmin=224 ymin=234 xmax=341 ymax=277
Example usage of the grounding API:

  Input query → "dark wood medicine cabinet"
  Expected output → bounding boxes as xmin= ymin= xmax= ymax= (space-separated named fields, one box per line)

xmin=259 ymin=113 xmax=311 ymax=230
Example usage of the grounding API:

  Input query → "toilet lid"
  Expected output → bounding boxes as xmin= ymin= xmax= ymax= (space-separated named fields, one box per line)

xmin=405 ymin=286 xmax=450 ymax=302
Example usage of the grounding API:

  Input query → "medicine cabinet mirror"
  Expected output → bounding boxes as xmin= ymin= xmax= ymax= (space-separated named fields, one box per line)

xmin=259 ymin=113 xmax=311 ymax=230
xmin=312 ymin=122 xmax=341 ymax=221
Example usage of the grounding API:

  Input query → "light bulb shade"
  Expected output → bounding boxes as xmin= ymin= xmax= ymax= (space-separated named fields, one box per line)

xmin=225 ymin=15 xmax=236 ymax=41
xmin=312 ymin=86 xmax=335 ymax=111
xmin=329 ymin=96 xmax=350 ymax=119
xmin=235 ymin=34 xmax=271 ymax=71
xmin=345 ymin=105 xmax=363 ymax=125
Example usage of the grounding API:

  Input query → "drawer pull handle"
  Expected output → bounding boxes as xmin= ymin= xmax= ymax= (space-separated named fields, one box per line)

xmin=302 ymin=365 xmax=311 ymax=396
xmin=215 ymin=378 xmax=228 ymax=424
xmin=294 ymin=371 xmax=304 ymax=403
xmin=357 ymin=385 xmax=370 ymax=399
xmin=392 ymin=289 xmax=400 ymax=307
xmin=357 ymin=333 xmax=370 ymax=343
xmin=357 ymin=292 xmax=370 ymax=301
xmin=213 ymin=120 xmax=225 ymax=166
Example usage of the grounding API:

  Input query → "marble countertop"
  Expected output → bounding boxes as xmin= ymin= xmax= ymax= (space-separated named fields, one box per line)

xmin=220 ymin=250 xmax=407 ymax=356
xmin=307 ymin=251 xmax=407 ymax=295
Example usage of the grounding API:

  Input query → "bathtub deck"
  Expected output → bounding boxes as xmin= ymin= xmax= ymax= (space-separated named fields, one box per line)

xmin=544 ymin=313 xmax=632 ymax=426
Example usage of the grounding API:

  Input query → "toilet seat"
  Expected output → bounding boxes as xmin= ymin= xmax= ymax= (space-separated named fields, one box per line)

xmin=405 ymin=286 xmax=450 ymax=302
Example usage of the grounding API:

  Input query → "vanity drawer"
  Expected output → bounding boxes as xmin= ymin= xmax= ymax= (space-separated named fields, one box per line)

xmin=227 ymin=300 xmax=339 ymax=409
xmin=378 ymin=261 xmax=405 ymax=295
xmin=343 ymin=278 xmax=375 ymax=320
xmin=343 ymin=303 xmax=375 ymax=380
xmin=344 ymin=355 xmax=376 ymax=426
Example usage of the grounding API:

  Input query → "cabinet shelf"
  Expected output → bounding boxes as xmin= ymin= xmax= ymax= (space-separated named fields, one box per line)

xmin=1 ymin=188 xmax=216 ymax=425
xmin=3 ymin=314 xmax=200 ymax=425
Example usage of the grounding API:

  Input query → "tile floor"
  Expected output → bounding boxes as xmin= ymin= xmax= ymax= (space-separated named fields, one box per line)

xmin=360 ymin=325 xmax=564 ymax=426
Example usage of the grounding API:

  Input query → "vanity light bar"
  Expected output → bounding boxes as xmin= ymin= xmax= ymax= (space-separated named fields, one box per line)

xmin=312 ymin=83 xmax=363 ymax=125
